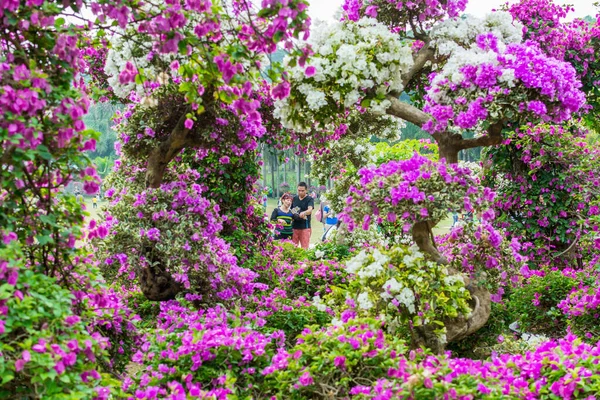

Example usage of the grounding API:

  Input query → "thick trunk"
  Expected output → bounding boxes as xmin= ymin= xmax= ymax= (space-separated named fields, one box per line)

xmin=138 ymin=246 xmax=182 ymax=301
xmin=138 ymin=265 xmax=182 ymax=301
xmin=296 ymin=155 xmax=301 ymax=186
xmin=274 ymin=154 xmax=280 ymax=198
xmin=410 ymin=130 xmax=498 ymax=353
xmin=145 ymin=111 xmax=191 ymax=189
xmin=262 ymin=145 xmax=268 ymax=188
xmin=438 ymin=143 xmax=459 ymax=164
xmin=412 ymin=221 xmax=447 ymax=264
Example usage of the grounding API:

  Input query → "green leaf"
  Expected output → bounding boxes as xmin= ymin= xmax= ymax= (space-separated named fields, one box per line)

xmin=1 ymin=373 xmax=13 ymax=384
xmin=36 ymin=145 xmax=53 ymax=161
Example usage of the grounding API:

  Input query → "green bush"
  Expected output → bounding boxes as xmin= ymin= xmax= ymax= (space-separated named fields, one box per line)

xmin=266 ymin=317 xmax=414 ymax=399
xmin=507 ymin=271 xmax=580 ymax=336
xmin=263 ymin=305 xmax=331 ymax=346
xmin=278 ymin=242 xmax=309 ymax=263
xmin=308 ymin=241 xmax=352 ymax=261
xmin=0 ymin=245 xmax=119 ymax=399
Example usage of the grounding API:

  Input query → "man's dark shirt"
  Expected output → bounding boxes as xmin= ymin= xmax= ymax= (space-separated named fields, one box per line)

xmin=292 ymin=195 xmax=314 ymax=230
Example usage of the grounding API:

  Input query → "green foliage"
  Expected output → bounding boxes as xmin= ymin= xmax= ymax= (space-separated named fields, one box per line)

xmin=92 ymin=156 xmax=115 ymax=178
xmin=278 ymin=242 xmax=309 ymax=264
xmin=83 ymin=102 xmax=121 ymax=159
xmin=308 ymin=241 xmax=352 ymax=261
xmin=0 ymin=245 xmax=117 ymax=398
xmin=507 ymin=271 xmax=583 ymax=336
xmin=371 ymin=139 xmax=438 ymax=165
xmin=266 ymin=318 xmax=412 ymax=399
xmin=263 ymin=305 xmax=331 ymax=346
xmin=287 ymin=260 xmax=349 ymax=300
xmin=124 ymin=291 xmax=160 ymax=330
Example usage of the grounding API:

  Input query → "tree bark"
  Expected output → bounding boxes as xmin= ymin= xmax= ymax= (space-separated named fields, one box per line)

xmin=137 ymin=246 xmax=182 ymax=301
xmin=145 ymin=110 xmax=192 ymax=189
xmin=270 ymin=149 xmax=276 ymax=197
xmin=412 ymin=221 xmax=447 ymax=264
xmin=401 ymin=44 xmax=435 ymax=89
xmin=384 ymin=96 xmax=431 ymax=127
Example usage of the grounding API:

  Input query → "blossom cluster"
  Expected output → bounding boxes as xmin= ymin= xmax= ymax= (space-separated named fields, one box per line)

xmin=275 ymin=17 xmax=414 ymax=132
xmin=426 ymin=35 xmax=585 ymax=132
xmin=98 ymin=0 xmax=312 ymax=134
xmin=342 ymin=0 xmax=468 ymax=31
xmin=341 ymin=153 xmax=493 ymax=233
xmin=438 ymin=222 xmax=528 ymax=301
xmin=351 ymin=332 xmax=600 ymax=399
xmin=128 ymin=302 xmax=284 ymax=399
xmin=424 ymin=28 xmax=586 ymax=133
xmin=509 ymin=0 xmax=600 ymax=86
xmin=430 ymin=11 xmax=523 ymax=56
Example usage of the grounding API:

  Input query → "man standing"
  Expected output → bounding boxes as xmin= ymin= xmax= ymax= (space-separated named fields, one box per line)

xmin=291 ymin=182 xmax=314 ymax=249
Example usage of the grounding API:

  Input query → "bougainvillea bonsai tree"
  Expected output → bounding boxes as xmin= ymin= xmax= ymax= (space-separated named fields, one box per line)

xmin=85 ymin=1 xmax=314 ymax=301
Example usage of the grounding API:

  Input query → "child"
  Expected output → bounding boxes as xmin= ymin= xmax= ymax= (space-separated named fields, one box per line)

xmin=270 ymin=193 xmax=294 ymax=240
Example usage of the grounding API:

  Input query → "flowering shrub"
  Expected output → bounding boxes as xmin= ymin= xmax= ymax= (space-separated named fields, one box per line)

xmin=437 ymin=222 xmax=528 ymax=299
xmin=73 ymin=280 xmax=142 ymax=373
xmin=258 ymin=255 xmax=350 ymax=301
xmin=351 ymin=333 xmax=600 ymax=399
xmin=343 ymin=0 xmax=468 ymax=31
xmin=508 ymin=271 xmax=583 ymax=337
xmin=507 ymin=0 xmax=600 ymax=130
xmin=424 ymin=29 xmax=586 ymax=133
xmin=128 ymin=302 xmax=284 ymax=399
xmin=483 ymin=123 xmax=600 ymax=268
xmin=265 ymin=317 xmax=413 ymax=399
xmin=279 ymin=181 xmax=291 ymax=192
xmin=309 ymin=241 xmax=352 ymax=262
xmin=94 ymin=167 xmax=254 ymax=302
xmin=322 ymin=245 xmax=471 ymax=342
xmin=0 ymin=245 xmax=115 ymax=398
xmin=342 ymin=153 xmax=492 ymax=233
xmin=318 ymin=140 xmax=438 ymax=240
xmin=558 ymin=278 xmax=600 ymax=342
xmin=263 ymin=305 xmax=332 ymax=347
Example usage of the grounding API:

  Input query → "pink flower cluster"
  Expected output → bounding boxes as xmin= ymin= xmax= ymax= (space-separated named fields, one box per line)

xmin=351 ymin=332 xmax=600 ymax=399
xmin=341 ymin=153 xmax=492 ymax=232
xmin=509 ymin=0 xmax=600 ymax=83
xmin=342 ymin=0 xmax=468 ymax=30
xmin=128 ymin=302 xmax=285 ymax=399
xmin=424 ymin=34 xmax=586 ymax=133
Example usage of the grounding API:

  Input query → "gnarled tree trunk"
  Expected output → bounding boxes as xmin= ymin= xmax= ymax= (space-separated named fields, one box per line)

xmin=408 ymin=124 xmax=505 ymax=352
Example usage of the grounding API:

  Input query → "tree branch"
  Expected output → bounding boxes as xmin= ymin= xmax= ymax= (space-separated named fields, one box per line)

xmin=401 ymin=42 xmax=434 ymax=89
xmin=384 ymin=96 xmax=431 ymax=127
xmin=145 ymin=108 xmax=193 ymax=189
xmin=456 ymin=121 xmax=504 ymax=151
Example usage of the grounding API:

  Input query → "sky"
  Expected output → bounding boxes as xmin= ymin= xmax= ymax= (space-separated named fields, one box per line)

xmin=308 ymin=0 xmax=598 ymax=23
